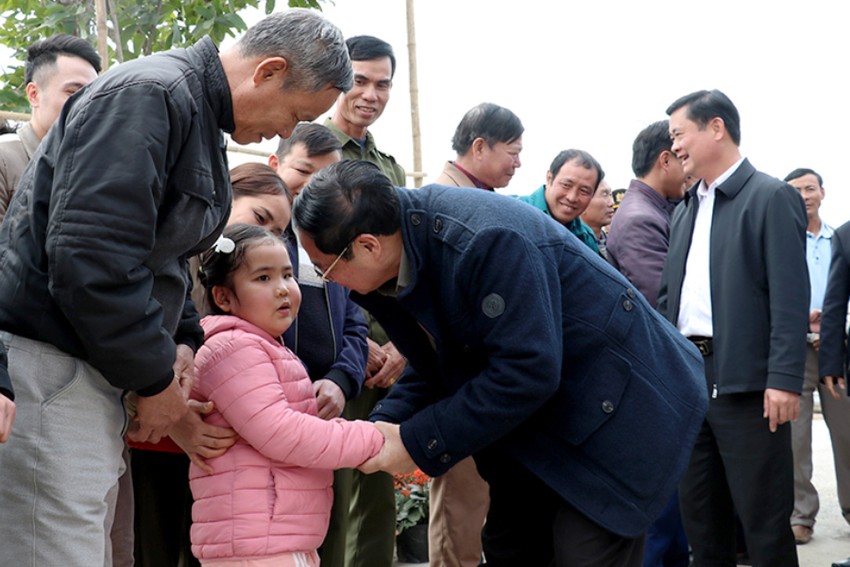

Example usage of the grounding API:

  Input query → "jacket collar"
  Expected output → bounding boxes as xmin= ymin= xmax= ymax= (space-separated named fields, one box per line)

xmin=683 ymin=158 xmax=754 ymax=205
xmin=191 ymin=36 xmax=234 ymax=134
xmin=627 ymin=178 xmax=678 ymax=214
xmin=323 ymin=117 xmax=376 ymax=152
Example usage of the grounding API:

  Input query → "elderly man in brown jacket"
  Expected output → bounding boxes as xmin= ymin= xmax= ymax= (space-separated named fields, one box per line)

xmin=429 ymin=102 xmax=523 ymax=567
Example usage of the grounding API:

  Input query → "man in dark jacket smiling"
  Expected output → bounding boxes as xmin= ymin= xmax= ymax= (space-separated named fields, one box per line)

xmin=0 ymin=9 xmax=352 ymax=565
xmin=293 ymin=160 xmax=708 ymax=567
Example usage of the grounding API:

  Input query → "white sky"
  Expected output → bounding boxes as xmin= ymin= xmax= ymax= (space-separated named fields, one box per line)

xmin=4 ymin=1 xmax=847 ymax=225
xmin=234 ymin=0 xmax=850 ymax=227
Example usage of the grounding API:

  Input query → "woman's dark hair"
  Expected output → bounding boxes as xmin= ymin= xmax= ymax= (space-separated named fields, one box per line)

xmin=230 ymin=162 xmax=292 ymax=203
xmin=198 ymin=224 xmax=281 ymax=315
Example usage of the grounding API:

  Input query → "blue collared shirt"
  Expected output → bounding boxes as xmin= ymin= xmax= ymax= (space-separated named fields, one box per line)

xmin=807 ymin=222 xmax=834 ymax=310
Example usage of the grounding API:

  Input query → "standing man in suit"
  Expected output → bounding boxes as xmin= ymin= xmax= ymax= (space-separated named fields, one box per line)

xmin=657 ymin=89 xmax=809 ymax=566
xmin=820 ymin=219 xmax=850 ymax=567
xmin=429 ymin=101 xmax=523 ymax=567
xmin=293 ymin=160 xmax=707 ymax=567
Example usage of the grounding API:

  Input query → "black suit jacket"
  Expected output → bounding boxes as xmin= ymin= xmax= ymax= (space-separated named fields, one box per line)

xmin=658 ymin=159 xmax=809 ymax=394
xmin=819 ymin=220 xmax=850 ymax=379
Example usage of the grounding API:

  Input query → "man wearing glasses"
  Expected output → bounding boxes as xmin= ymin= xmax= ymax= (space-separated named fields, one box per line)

xmin=292 ymin=160 xmax=708 ymax=567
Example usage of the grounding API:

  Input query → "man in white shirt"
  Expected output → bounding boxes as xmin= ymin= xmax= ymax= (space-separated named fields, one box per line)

xmin=658 ymin=89 xmax=809 ymax=567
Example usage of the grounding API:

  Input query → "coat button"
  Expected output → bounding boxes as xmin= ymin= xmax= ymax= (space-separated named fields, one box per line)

xmin=411 ymin=214 xmax=421 ymax=226
xmin=427 ymin=439 xmax=438 ymax=450
xmin=623 ymin=299 xmax=633 ymax=312
xmin=602 ymin=400 xmax=615 ymax=413
xmin=434 ymin=218 xmax=443 ymax=232
xmin=626 ymin=288 xmax=636 ymax=299
xmin=374 ymin=403 xmax=382 ymax=412
xmin=439 ymin=454 xmax=451 ymax=464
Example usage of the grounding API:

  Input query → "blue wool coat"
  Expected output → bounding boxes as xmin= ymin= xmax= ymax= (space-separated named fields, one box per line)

xmin=359 ymin=185 xmax=707 ymax=537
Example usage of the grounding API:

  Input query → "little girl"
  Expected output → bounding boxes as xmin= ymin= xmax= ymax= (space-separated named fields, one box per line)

xmin=190 ymin=223 xmax=384 ymax=567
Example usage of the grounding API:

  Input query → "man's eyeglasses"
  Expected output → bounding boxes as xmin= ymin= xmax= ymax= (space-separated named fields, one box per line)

xmin=313 ymin=240 xmax=353 ymax=283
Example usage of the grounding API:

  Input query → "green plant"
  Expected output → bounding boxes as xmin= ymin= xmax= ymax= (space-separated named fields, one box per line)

xmin=394 ymin=469 xmax=430 ymax=534
xmin=0 ymin=0 xmax=328 ymax=112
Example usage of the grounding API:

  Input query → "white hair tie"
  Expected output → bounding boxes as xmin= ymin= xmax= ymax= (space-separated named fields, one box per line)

xmin=213 ymin=235 xmax=235 ymax=254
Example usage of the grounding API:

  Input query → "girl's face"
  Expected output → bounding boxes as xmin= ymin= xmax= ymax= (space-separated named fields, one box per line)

xmin=228 ymin=194 xmax=291 ymax=236
xmin=213 ymin=239 xmax=300 ymax=337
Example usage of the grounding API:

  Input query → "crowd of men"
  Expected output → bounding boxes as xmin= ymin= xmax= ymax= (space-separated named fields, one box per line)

xmin=1 ymin=8 xmax=850 ymax=567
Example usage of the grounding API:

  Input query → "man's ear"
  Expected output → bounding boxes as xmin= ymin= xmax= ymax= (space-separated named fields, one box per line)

xmin=212 ymin=286 xmax=234 ymax=313
xmin=471 ymin=137 xmax=487 ymax=159
xmin=268 ymin=153 xmax=280 ymax=170
xmin=252 ymin=57 xmax=289 ymax=86
xmin=709 ymin=116 xmax=726 ymax=140
xmin=357 ymin=233 xmax=382 ymax=254
xmin=25 ymin=82 xmax=39 ymax=107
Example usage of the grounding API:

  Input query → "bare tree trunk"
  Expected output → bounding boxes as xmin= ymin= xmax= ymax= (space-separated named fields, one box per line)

xmin=95 ymin=0 xmax=109 ymax=71
xmin=406 ymin=0 xmax=424 ymax=187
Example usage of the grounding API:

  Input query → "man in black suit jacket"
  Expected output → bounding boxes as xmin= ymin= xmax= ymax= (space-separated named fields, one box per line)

xmin=818 ymin=222 xmax=850 ymax=567
xmin=820 ymin=220 xmax=850 ymax=397
xmin=820 ymin=220 xmax=850 ymax=567
xmin=658 ymin=89 xmax=809 ymax=566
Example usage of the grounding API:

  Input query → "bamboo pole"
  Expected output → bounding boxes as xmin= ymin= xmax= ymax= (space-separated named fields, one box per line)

xmin=0 ymin=111 xmax=31 ymax=122
xmin=95 ymin=0 xmax=109 ymax=71
xmin=406 ymin=0 xmax=424 ymax=187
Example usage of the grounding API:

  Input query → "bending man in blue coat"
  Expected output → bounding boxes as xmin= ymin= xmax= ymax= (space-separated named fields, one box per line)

xmin=293 ymin=160 xmax=708 ymax=567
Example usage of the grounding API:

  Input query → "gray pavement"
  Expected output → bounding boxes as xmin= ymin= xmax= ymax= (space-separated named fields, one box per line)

xmin=796 ymin=412 xmax=850 ymax=566
xmin=394 ymin=411 xmax=850 ymax=567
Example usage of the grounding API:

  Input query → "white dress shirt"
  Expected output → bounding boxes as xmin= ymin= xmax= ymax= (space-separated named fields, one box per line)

xmin=677 ymin=158 xmax=745 ymax=337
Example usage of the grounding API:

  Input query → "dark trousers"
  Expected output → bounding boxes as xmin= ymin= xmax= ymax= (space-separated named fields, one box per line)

xmin=679 ymin=355 xmax=798 ymax=567
xmin=643 ymin=490 xmax=690 ymax=567
xmin=475 ymin=449 xmax=644 ymax=567
xmin=131 ymin=449 xmax=200 ymax=567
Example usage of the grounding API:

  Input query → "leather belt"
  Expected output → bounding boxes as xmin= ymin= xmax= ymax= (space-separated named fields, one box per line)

xmin=688 ymin=336 xmax=713 ymax=356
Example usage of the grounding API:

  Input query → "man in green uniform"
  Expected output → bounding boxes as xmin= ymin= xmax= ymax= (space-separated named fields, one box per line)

xmin=321 ymin=34 xmax=407 ymax=567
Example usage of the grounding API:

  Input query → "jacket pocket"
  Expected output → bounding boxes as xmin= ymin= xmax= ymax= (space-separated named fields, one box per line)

xmin=552 ymin=347 xmax=630 ymax=446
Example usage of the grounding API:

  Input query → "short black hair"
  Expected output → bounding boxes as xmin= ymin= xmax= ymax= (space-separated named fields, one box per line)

xmin=631 ymin=120 xmax=672 ymax=178
xmin=666 ymin=89 xmax=741 ymax=146
xmin=25 ymin=34 xmax=101 ymax=85
xmin=346 ymin=35 xmax=396 ymax=78
xmin=548 ymin=149 xmax=605 ymax=191
xmin=451 ymin=102 xmax=524 ymax=155
xmin=293 ymin=160 xmax=400 ymax=258
xmin=784 ymin=168 xmax=823 ymax=187
xmin=275 ymin=123 xmax=342 ymax=160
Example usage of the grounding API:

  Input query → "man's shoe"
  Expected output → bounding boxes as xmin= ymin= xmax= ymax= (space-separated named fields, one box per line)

xmin=792 ymin=524 xmax=813 ymax=544
xmin=831 ymin=559 xmax=850 ymax=567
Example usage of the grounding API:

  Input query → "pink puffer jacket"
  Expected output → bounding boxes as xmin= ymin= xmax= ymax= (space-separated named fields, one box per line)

xmin=189 ymin=315 xmax=384 ymax=561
